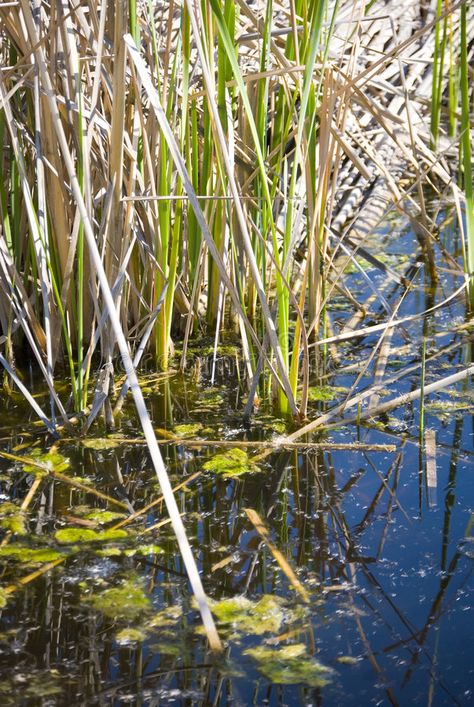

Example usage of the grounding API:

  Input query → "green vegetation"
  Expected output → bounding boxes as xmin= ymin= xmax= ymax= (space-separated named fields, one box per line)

xmin=0 ymin=0 xmax=471 ymax=427
xmin=203 ymin=448 xmax=259 ymax=477
xmin=83 ymin=578 xmax=151 ymax=620
xmin=243 ymin=643 xmax=333 ymax=687
xmin=0 ymin=0 xmax=473 ymax=674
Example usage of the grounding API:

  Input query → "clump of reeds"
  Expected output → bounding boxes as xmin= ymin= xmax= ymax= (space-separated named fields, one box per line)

xmin=0 ymin=0 xmax=472 ymax=424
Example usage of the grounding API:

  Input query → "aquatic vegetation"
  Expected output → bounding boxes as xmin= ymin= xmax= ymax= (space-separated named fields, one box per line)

xmin=203 ymin=448 xmax=259 ymax=478
xmin=211 ymin=595 xmax=284 ymax=635
xmin=209 ymin=594 xmax=307 ymax=639
xmin=54 ymin=528 xmax=128 ymax=545
xmin=0 ymin=588 xmax=8 ymax=608
xmin=83 ymin=510 xmax=127 ymax=524
xmin=244 ymin=643 xmax=333 ymax=687
xmin=115 ymin=627 xmax=147 ymax=645
xmin=0 ymin=502 xmax=26 ymax=536
xmin=0 ymin=0 xmax=473 ymax=698
xmin=336 ymin=655 xmax=360 ymax=665
xmin=81 ymin=438 xmax=123 ymax=450
xmin=22 ymin=449 xmax=70 ymax=475
xmin=149 ymin=604 xmax=183 ymax=628
xmin=83 ymin=578 xmax=151 ymax=621
xmin=307 ymin=386 xmax=346 ymax=402
xmin=174 ymin=423 xmax=204 ymax=438
xmin=0 ymin=545 xmax=65 ymax=564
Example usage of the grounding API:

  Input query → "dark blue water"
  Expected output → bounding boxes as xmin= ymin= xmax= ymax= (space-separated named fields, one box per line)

xmin=0 ymin=213 xmax=473 ymax=705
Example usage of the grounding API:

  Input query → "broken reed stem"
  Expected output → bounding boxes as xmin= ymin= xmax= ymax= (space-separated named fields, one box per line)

xmin=244 ymin=507 xmax=310 ymax=603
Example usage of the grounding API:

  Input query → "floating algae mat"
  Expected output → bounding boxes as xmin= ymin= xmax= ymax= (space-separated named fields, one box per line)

xmin=0 ymin=221 xmax=473 ymax=706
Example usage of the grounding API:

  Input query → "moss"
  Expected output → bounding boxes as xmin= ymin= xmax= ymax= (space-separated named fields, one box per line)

xmin=54 ymin=528 xmax=128 ymax=545
xmin=203 ymin=448 xmax=258 ymax=477
xmin=244 ymin=643 xmax=333 ymax=687
xmin=84 ymin=578 xmax=150 ymax=620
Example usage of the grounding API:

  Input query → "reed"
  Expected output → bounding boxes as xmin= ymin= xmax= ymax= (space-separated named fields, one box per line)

xmin=0 ymin=0 xmax=472 ymax=416
xmin=459 ymin=2 xmax=474 ymax=306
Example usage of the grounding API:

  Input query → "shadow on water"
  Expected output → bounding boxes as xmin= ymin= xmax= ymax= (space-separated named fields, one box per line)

xmin=0 ymin=213 xmax=473 ymax=706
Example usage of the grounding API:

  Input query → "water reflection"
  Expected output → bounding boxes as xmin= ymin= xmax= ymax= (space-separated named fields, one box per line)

xmin=0 ymin=387 xmax=472 ymax=706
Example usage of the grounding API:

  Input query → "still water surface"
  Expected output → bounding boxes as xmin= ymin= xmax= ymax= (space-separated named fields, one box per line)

xmin=0 ymin=213 xmax=473 ymax=705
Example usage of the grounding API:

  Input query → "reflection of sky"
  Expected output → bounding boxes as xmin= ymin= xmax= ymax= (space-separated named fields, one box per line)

xmin=1 ymin=215 xmax=473 ymax=706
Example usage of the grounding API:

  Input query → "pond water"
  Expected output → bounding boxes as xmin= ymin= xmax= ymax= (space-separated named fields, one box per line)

xmin=0 ymin=211 xmax=473 ymax=706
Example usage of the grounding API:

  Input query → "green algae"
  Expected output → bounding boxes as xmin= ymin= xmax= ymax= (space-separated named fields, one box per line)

xmin=0 ymin=502 xmax=26 ymax=536
xmin=54 ymin=528 xmax=128 ymax=545
xmin=124 ymin=543 xmax=163 ymax=557
xmin=210 ymin=595 xmax=287 ymax=636
xmin=425 ymin=398 xmax=473 ymax=422
xmin=336 ymin=655 xmax=360 ymax=664
xmin=0 ymin=671 xmax=62 ymax=702
xmin=149 ymin=604 xmax=183 ymax=628
xmin=115 ymin=627 xmax=146 ymax=645
xmin=174 ymin=423 xmax=204 ymax=437
xmin=197 ymin=388 xmax=225 ymax=409
xmin=81 ymin=438 xmax=122 ymax=450
xmin=203 ymin=448 xmax=258 ymax=477
xmin=307 ymin=385 xmax=346 ymax=402
xmin=243 ymin=643 xmax=333 ymax=687
xmin=22 ymin=449 xmax=70 ymax=474
xmin=0 ymin=588 xmax=8 ymax=608
xmin=83 ymin=578 xmax=150 ymax=620
xmin=83 ymin=510 xmax=127 ymax=524
xmin=0 ymin=545 xmax=65 ymax=564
